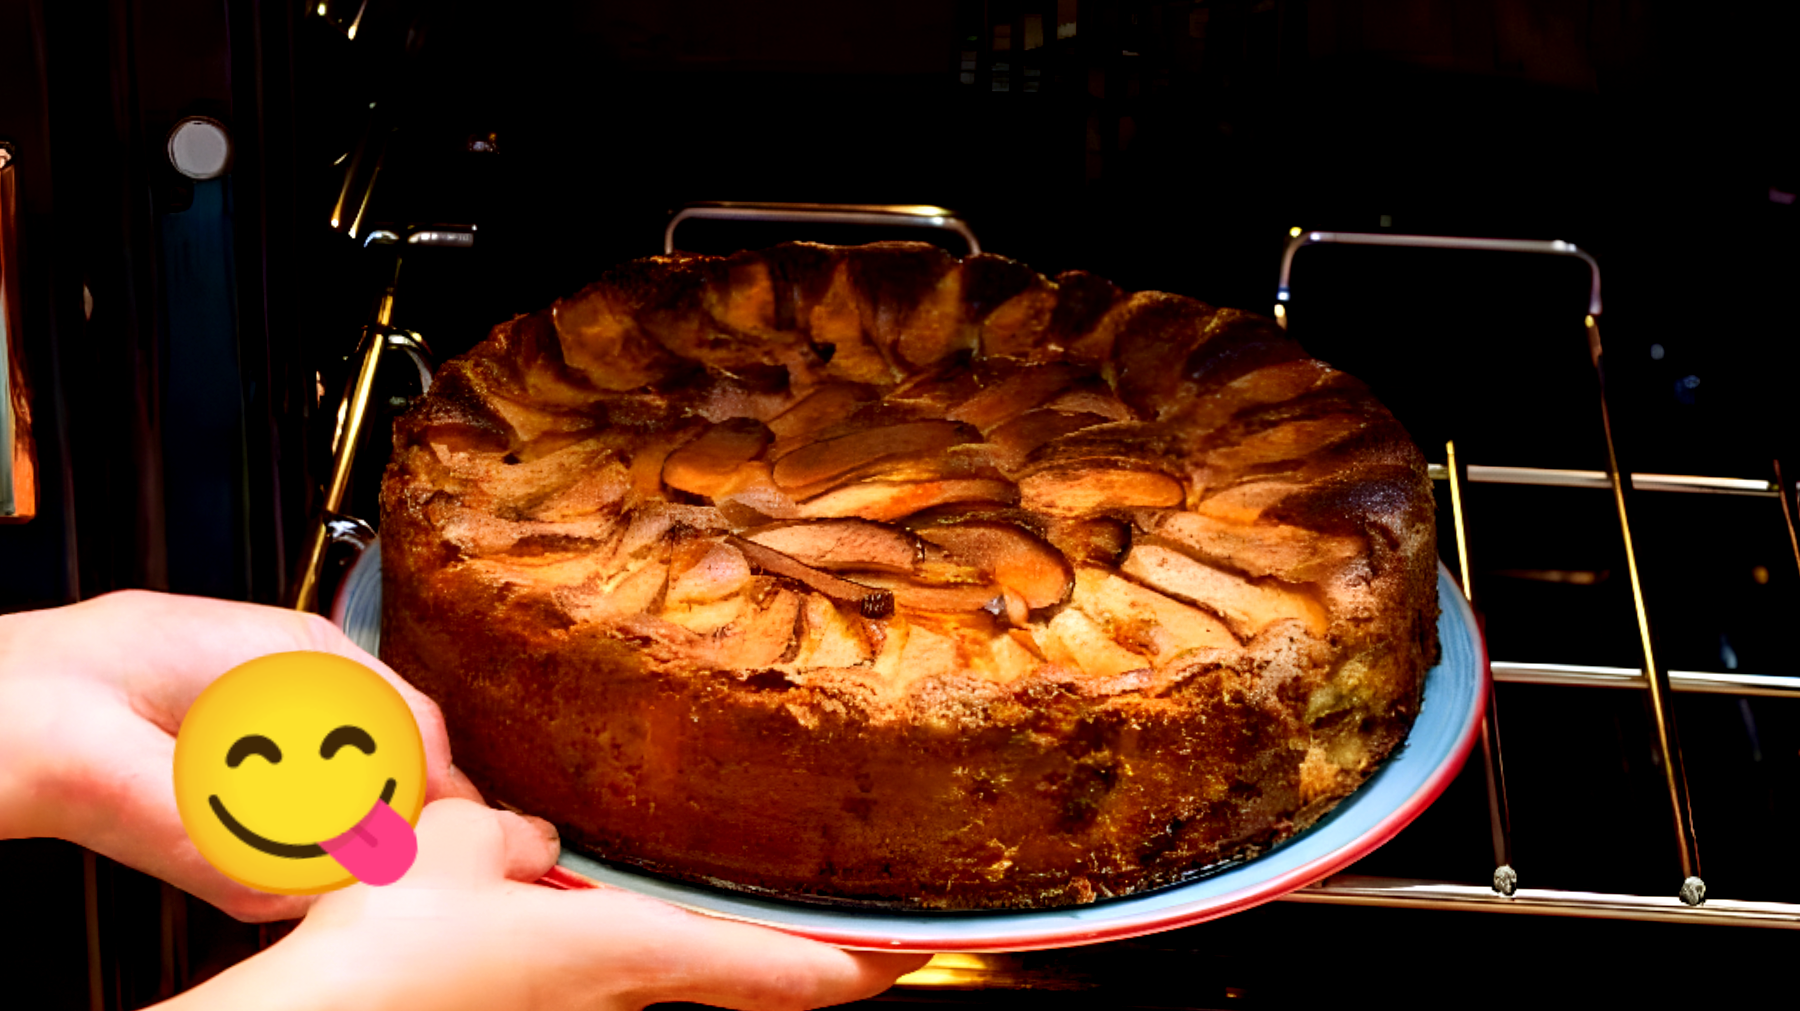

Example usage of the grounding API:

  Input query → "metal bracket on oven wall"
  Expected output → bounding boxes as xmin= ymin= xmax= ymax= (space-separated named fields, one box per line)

xmin=664 ymin=202 xmax=982 ymax=256
xmin=1276 ymin=229 xmax=1705 ymax=907
xmin=0 ymin=140 xmax=37 ymax=523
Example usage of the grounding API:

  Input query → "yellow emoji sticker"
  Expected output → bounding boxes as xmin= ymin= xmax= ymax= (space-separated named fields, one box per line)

xmin=173 ymin=652 xmax=425 ymax=894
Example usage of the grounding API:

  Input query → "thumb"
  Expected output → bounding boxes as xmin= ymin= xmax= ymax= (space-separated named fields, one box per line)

xmin=398 ymin=799 xmax=559 ymax=886
xmin=501 ymin=813 xmax=561 ymax=882
xmin=400 ymin=798 xmax=514 ymax=885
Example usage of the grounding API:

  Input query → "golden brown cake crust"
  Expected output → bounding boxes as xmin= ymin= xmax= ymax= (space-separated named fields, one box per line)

xmin=379 ymin=242 xmax=1439 ymax=908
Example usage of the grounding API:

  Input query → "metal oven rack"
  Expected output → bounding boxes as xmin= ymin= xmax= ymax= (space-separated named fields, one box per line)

xmin=296 ymin=210 xmax=1800 ymax=993
xmin=1271 ymin=229 xmax=1800 ymax=929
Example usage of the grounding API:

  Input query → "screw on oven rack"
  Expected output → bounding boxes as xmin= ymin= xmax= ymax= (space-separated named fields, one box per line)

xmin=1679 ymin=877 xmax=1706 ymax=907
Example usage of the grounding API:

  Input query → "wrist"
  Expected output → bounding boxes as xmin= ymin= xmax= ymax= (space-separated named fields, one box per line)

xmin=0 ymin=608 xmax=64 ymax=840
xmin=155 ymin=933 xmax=373 ymax=1011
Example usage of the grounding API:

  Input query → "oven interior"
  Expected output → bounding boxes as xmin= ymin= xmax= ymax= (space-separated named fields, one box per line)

xmin=3 ymin=1 xmax=1798 ymax=1007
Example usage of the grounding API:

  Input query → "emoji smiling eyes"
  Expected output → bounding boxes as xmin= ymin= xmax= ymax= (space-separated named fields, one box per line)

xmin=226 ymin=734 xmax=282 ymax=768
xmin=320 ymin=725 xmax=377 ymax=759
xmin=225 ymin=726 xmax=376 ymax=767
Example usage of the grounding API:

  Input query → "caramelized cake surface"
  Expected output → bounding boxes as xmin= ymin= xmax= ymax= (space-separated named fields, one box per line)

xmin=379 ymin=242 xmax=1439 ymax=908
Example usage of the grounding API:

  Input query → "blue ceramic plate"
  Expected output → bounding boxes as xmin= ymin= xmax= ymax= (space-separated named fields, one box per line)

xmin=337 ymin=543 xmax=1485 ymax=952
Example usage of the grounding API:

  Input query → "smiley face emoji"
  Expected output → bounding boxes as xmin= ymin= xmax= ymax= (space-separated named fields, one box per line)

xmin=173 ymin=652 xmax=426 ymax=894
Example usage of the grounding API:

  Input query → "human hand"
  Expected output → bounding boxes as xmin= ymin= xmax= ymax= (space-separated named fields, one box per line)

xmin=164 ymin=799 xmax=930 ymax=1011
xmin=0 ymin=589 xmax=503 ymax=921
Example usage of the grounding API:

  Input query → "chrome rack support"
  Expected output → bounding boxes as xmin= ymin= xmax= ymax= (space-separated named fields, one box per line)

xmin=1447 ymin=440 xmax=1516 ymax=895
xmin=664 ymin=202 xmax=981 ymax=256
xmin=1288 ymin=876 xmax=1799 ymax=927
xmin=1491 ymin=662 xmax=1800 ymax=697
xmin=1589 ymin=312 xmax=1705 ymax=905
xmin=289 ymin=238 xmax=437 ymax=613
xmin=1423 ymin=464 xmax=1775 ymax=496
xmin=0 ymin=140 xmax=37 ymax=522
xmin=1277 ymin=229 xmax=1704 ymax=906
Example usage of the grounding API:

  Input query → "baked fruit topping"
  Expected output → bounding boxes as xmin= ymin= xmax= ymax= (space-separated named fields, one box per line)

xmin=380 ymin=241 xmax=1439 ymax=908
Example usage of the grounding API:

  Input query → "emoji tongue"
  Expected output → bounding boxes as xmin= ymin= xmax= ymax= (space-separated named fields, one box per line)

xmin=318 ymin=800 xmax=417 ymax=886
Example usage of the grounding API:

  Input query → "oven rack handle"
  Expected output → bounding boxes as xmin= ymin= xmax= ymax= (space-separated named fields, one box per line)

xmin=664 ymin=202 xmax=981 ymax=256
xmin=1274 ymin=230 xmax=1602 ymax=316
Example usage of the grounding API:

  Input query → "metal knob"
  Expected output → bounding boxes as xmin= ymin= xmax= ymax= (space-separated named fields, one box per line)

xmin=167 ymin=117 xmax=233 ymax=181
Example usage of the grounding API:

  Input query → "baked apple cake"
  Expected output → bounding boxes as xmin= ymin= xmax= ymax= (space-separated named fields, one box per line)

xmin=379 ymin=241 xmax=1439 ymax=909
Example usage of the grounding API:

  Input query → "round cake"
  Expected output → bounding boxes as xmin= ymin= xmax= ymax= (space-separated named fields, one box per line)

xmin=378 ymin=241 xmax=1439 ymax=909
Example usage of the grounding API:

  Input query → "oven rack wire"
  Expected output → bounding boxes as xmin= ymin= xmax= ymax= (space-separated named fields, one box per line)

xmin=1273 ymin=229 xmax=1800 ymax=930
xmin=293 ymin=211 xmax=1800 ymax=943
xmin=1288 ymin=450 xmax=1800 ymax=929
